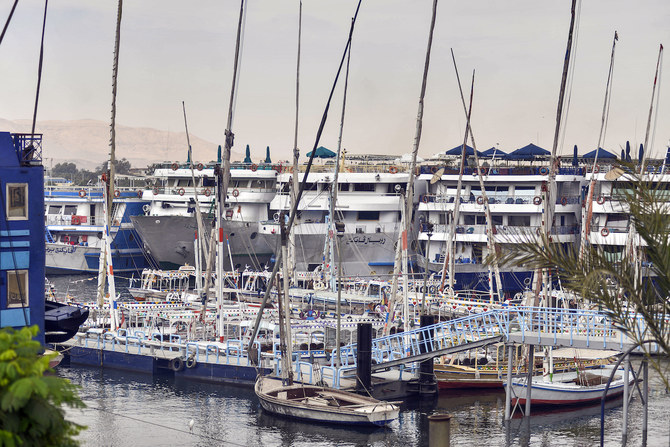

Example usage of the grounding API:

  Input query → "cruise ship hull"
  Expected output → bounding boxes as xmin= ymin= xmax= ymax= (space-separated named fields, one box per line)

xmin=131 ymin=215 xmax=276 ymax=270
xmin=290 ymin=231 xmax=398 ymax=277
xmin=45 ymin=240 xmax=148 ymax=274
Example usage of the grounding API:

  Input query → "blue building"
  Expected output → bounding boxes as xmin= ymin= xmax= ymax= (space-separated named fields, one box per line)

xmin=0 ymin=132 xmax=45 ymax=344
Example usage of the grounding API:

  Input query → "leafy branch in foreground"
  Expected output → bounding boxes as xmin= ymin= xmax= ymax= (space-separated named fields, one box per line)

xmin=0 ymin=326 xmax=85 ymax=447
xmin=489 ymin=170 xmax=670 ymax=388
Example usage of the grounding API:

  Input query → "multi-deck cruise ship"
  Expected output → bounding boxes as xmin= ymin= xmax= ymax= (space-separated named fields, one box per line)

xmin=44 ymin=179 xmax=150 ymax=274
xmin=260 ymin=154 xmax=420 ymax=278
xmin=415 ymin=143 xmax=583 ymax=296
xmin=130 ymin=161 xmax=278 ymax=271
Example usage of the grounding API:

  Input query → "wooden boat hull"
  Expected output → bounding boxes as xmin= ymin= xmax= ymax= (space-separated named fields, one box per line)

xmin=505 ymin=366 xmax=631 ymax=406
xmin=255 ymin=377 xmax=399 ymax=426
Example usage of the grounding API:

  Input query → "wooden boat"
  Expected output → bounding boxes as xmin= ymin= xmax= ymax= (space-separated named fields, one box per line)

xmin=504 ymin=365 xmax=632 ymax=406
xmin=435 ymin=346 xmax=616 ymax=390
xmin=255 ymin=376 xmax=399 ymax=426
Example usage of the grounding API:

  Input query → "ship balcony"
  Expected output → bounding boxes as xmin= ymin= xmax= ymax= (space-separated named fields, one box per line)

xmin=418 ymin=223 xmax=579 ymax=243
xmin=417 ymin=165 xmax=584 ymax=177
xmin=258 ymin=219 xmax=395 ymax=236
xmin=588 ymin=226 xmax=638 ymax=246
xmin=270 ymin=192 xmax=403 ymax=211
xmin=418 ymin=193 xmax=581 ymax=212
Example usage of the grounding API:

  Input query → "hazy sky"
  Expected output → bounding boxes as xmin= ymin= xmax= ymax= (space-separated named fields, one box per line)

xmin=1 ymin=1 xmax=669 ymax=163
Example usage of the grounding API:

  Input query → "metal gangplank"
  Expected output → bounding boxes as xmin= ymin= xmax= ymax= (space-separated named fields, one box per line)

xmin=333 ymin=306 xmax=647 ymax=372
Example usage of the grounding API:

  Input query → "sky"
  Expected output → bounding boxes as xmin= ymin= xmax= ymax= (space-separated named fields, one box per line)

xmin=1 ymin=0 xmax=669 ymax=163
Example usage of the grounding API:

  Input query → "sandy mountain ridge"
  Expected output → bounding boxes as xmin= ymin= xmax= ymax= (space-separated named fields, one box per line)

xmin=0 ymin=118 xmax=242 ymax=171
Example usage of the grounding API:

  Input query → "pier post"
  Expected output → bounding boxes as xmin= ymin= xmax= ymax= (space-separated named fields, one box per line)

xmin=524 ymin=346 xmax=534 ymax=417
xmin=356 ymin=323 xmax=372 ymax=394
xmin=622 ymin=355 xmax=630 ymax=442
xmin=642 ymin=358 xmax=648 ymax=444
xmin=428 ymin=413 xmax=451 ymax=447
xmin=504 ymin=343 xmax=513 ymax=420
xmin=418 ymin=315 xmax=437 ymax=395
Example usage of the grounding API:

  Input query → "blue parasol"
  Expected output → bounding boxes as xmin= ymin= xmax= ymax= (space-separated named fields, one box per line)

xmin=243 ymin=144 xmax=252 ymax=164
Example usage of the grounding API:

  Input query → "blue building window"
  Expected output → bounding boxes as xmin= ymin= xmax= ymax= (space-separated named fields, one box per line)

xmin=6 ymin=183 xmax=28 ymax=220
xmin=7 ymin=270 xmax=29 ymax=308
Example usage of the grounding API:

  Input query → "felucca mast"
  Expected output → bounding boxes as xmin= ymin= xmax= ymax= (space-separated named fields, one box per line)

xmin=626 ymin=44 xmax=663 ymax=283
xmin=536 ymin=0 xmax=578 ymax=305
xmin=384 ymin=0 xmax=438 ymax=335
xmin=327 ymin=19 xmax=353 ymax=290
xmin=97 ymin=0 xmax=123 ymax=331
xmin=247 ymin=0 xmax=363 ymax=352
xmin=288 ymin=1 xmax=302 ymax=283
xmin=200 ymin=0 xmax=246 ymax=337
xmin=450 ymin=50 xmax=504 ymax=303
xmin=440 ymin=78 xmax=474 ymax=295
xmin=181 ymin=101 xmax=209 ymax=267
xmin=580 ymin=32 xmax=618 ymax=260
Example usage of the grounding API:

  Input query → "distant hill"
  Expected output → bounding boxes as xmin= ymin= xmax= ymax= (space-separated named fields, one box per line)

xmin=0 ymin=118 xmax=242 ymax=171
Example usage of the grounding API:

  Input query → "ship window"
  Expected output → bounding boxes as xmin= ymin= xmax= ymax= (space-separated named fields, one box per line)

xmin=353 ymin=183 xmax=375 ymax=192
xmin=6 ymin=270 xmax=29 ymax=308
xmin=6 ymin=183 xmax=28 ymax=220
xmin=48 ymin=205 xmax=61 ymax=214
xmin=357 ymin=211 xmax=379 ymax=221
xmin=64 ymin=205 xmax=77 ymax=215
xmin=508 ymin=215 xmax=531 ymax=226
xmin=338 ymin=183 xmax=349 ymax=192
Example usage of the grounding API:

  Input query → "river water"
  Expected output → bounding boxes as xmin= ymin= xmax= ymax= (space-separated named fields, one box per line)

xmin=51 ymin=275 xmax=670 ymax=446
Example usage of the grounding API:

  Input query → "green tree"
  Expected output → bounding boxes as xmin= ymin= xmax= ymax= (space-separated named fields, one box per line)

xmin=492 ymin=169 xmax=670 ymax=388
xmin=0 ymin=326 xmax=85 ymax=446
xmin=51 ymin=162 xmax=78 ymax=180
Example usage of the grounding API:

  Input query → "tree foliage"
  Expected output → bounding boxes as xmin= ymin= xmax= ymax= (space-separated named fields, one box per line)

xmin=490 ymin=168 xmax=670 ymax=387
xmin=0 ymin=326 xmax=85 ymax=447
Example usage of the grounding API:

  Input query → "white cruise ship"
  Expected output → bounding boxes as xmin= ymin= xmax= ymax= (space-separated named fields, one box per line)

xmin=131 ymin=161 xmax=278 ymax=271
xmin=415 ymin=144 xmax=583 ymax=297
xmin=260 ymin=155 xmax=419 ymax=278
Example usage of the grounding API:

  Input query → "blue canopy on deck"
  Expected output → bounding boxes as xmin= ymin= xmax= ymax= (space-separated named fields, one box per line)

xmin=480 ymin=147 xmax=506 ymax=158
xmin=506 ymin=143 xmax=550 ymax=160
xmin=581 ymin=147 xmax=617 ymax=159
xmin=444 ymin=144 xmax=482 ymax=156
xmin=306 ymin=146 xmax=336 ymax=158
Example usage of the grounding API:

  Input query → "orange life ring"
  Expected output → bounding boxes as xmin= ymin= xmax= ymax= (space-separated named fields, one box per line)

xmin=178 ymin=188 xmax=185 ymax=196
xmin=204 ymin=188 xmax=211 ymax=197
xmin=431 ymin=166 xmax=438 ymax=174
xmin=137 ymin=190 xmax=143 ymax=198
xmin=596 ymin=196 xmax=605 ymax=205
xmin=101 ymin=173 xmax=108 ymax=182
xmin=114 ymin=189 xmax=121 ymax=198
xmin=71 ymin=215 xmax=80 ymax=225
xmin=593 ymin=165 xmax=600 ymax=173
xmin=78 ymin=189 xmax=86 ymax=198
xmin=153 ymin=187 xmax=159 ymax=195
xmin=476 ymin=196 xmax=484 ymax=205
xmin=480 ymin=167 xmax=488 ymax=176
xmin=232 ymin=189 xmax=240 ymax=197
xmin=251 ymin=164 xmax=257 ymax=172
xmin=288 ymin=166 xmax=293 ymax=173
xmin=601 ymin=227 xmax=609 ymax=237
xmin=274 ymin=165 xmax=282 ymax=173
xmin=113 ymin=219 xmax=120 ymax=226
xmin=539 ymin=166 xmax=549 ymax=175
xmin=196 ymin=163 xmax=204 ymax=171
xmin=561 ymin=196 xmax=567 ymax=206
xmin=389 ymin=166 xmax=398 ymax=174
xmin=533 ymin=196 xmax=542 ymax=205
xmin=171 ymin=163 xmax=179 ymax=171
